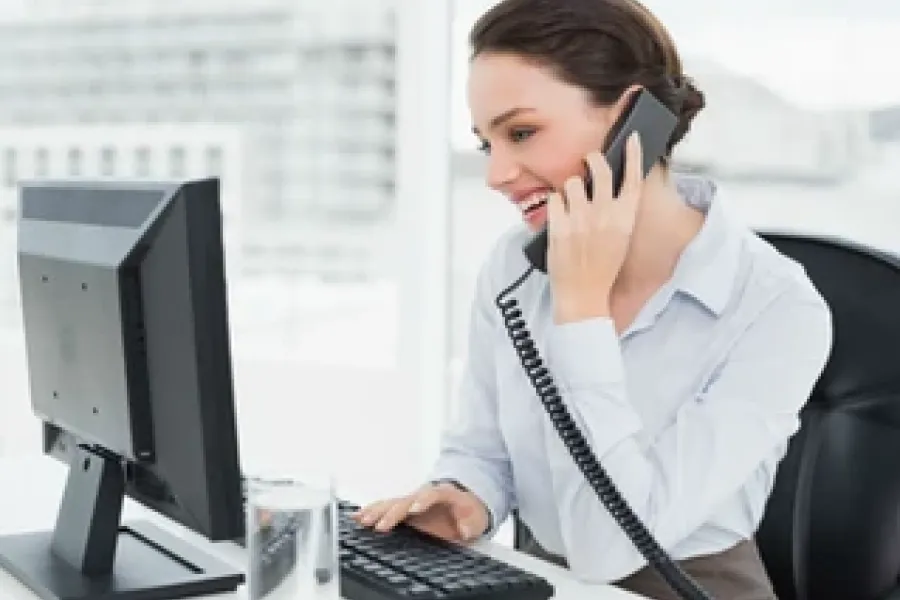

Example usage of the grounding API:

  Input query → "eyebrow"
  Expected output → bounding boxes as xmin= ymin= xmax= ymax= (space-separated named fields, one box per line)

xmin=472 ymin=107 xmax=535 ymax=136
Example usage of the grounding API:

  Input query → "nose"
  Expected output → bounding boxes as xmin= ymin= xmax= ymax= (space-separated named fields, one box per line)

xmin=485 ymin=149 xmax=520 ymax=191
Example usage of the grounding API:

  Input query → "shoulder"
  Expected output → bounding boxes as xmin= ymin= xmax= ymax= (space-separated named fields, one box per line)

xmin=742 ymin=230 xmax=830 ymax=314
xmin=726 ymin=226 xmax=833 ymax=354
xmin=676 ymin=174 xmax=829 ymax=326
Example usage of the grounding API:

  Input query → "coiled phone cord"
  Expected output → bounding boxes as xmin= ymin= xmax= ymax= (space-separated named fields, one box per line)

xmin=495 ymin=266 xmax=714 ymax=600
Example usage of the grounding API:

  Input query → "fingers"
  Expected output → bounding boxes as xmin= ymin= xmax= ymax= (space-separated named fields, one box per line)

xmin=351 ymin=485 xmax=488 ymax=544
xmin=620 ymin=132 xmax=643 ymax=207
xmin=408 ymin=486 xmax=442 ymax=515
xmin=352 ymin=485 xmax=450 ymax=533
xmin=562 ymin=175 xmax=589 ymax=222
xmin=374 ymin=496 xmax=418 ymax=532
xmin=351 ymin=499 xmax=395 ymax=528
xmin=376 ymin=486 xmax=442 ymax=532
xmin=584 ymin=150 xmax=612 ymax=203
xmin=546 ymin=190 xmax=566 ymax=236
xmin=551 ymin=147 xmax=618 ymax=230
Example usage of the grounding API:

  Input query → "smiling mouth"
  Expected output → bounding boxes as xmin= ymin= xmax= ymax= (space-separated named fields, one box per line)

xmin=519 ymin=190 xmax=550 ymax=215
xmin=523 ymin=198 xmax=548 ymax=214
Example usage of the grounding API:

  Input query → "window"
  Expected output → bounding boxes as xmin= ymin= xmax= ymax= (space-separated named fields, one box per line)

xmin=168 ymin=146 xmax=186 ymax=178
xmin=34 ymin=148 xmax=49 ymax=178
xmin=134 ymin=146 xmax=151 ymax=177
xmin=204 ymin=146 xmax=223 ymax=176
xmin=100 ymin=146 xmax=116 ymax=176
xmin=67 ymin=148 xmax=82 ymax=177
xmin=0 ymin=0 xmax=455 ymax=511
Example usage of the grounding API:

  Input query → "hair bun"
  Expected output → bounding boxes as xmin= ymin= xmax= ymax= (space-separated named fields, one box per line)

xmin=665 ymin=75 xmax=705 ymax=151
xmin=679 ymin=76 xmax=705 ymax=122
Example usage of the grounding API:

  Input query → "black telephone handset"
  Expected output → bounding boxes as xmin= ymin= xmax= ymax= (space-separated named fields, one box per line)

xmin=497 ymin=89 xmax=714 ymax=600
xmin=523 ymin=88 xmax=679 ymax=273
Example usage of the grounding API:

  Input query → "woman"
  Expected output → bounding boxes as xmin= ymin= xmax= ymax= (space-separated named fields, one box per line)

xmin=353 ymin=0 xmax=832 ymax=598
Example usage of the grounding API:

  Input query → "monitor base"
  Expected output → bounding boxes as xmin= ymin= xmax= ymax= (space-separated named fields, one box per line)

xmin=0 ymin=520 xmax=244 ymax=600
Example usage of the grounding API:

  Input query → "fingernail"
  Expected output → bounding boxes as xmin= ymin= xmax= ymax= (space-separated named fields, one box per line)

xmin=630 ymin=131 xmax=640 ymax=143
xmin=409 ymin=502 xmax=423 ymax=514
xmin=361 ymin=514 xmax=374 ymax=525
xmin=459 ymin=524 xmax=471 ymax=540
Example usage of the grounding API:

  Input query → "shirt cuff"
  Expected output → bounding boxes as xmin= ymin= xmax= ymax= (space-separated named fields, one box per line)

xmin=547 ymin=317 xmax=624 ymax=391
xmin=429 ymin=466 xmax=508 ymax=538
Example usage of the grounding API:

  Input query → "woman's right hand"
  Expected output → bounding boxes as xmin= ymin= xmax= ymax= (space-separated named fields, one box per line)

xmin=351 ymin=481 xmax=490 ymax=544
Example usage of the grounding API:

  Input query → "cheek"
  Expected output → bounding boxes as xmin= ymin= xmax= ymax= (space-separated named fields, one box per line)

xmin=527 ymin=149 xmax=588 ymax=192
xmin=524 ymin=127 xmax=604 ymax=191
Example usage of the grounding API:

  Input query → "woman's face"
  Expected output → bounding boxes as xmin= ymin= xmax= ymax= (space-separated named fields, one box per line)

xmin=468 ymin=52 xmax=615 ymax=231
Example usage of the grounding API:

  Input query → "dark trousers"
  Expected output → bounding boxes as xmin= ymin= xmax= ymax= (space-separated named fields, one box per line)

xmin=516 ymin=522 xmax=777 ymax=600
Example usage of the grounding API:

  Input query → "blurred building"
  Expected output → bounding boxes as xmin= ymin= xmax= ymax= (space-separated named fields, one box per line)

xmin=0 ymin=0 xmax=398 ymax=281
xmin=675 ymin=59 xmax=876 ymax=182
xmin=0 ymin=122 xmax=247 ymax=318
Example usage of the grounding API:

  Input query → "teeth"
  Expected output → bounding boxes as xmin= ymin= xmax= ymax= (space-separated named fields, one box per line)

xmin=521 ymin=191 xmax=549 ymax=212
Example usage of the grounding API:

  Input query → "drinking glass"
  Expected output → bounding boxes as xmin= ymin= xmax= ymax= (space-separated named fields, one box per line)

xmin=245 ymin=470 xmax=338 ymax=600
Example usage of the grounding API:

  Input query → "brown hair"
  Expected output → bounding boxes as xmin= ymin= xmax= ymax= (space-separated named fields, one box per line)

xmin=470 ymin=0 xmax=705 ymax=158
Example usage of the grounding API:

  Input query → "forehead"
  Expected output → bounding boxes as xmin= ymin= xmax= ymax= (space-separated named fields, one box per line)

xmin=467 ymin=52 xmax=590 ymax=128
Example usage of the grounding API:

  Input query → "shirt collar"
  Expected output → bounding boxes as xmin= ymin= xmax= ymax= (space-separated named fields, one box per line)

xmin=667 ymin=174 xmax=742 ymax=316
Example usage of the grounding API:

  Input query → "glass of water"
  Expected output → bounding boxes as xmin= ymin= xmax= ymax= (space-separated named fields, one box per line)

xmin=245 ymin=470 xmax=338 ymax=600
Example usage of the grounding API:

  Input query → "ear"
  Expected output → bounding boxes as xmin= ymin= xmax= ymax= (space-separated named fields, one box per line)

xmin=605 ymin=84 xmax=644 ymax=128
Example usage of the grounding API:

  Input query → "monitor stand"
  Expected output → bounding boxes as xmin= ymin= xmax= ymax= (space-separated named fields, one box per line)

xmin=0 ymin=445 xmax=244 ymax=600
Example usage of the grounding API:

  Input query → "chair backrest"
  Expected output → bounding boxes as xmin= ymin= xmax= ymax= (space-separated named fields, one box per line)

xmin=755 ymin=229 xmax=900 ymax=600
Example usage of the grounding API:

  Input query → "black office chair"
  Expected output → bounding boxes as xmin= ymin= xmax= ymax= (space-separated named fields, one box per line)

xmin=755 ymin=229 xmax=900 ymax=600
xmin=511 ymin=229 xmax=900 ymax=600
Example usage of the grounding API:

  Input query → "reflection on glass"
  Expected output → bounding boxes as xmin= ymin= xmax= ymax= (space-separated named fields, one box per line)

xmin=246 ymin=475 xmax=338 ymax=600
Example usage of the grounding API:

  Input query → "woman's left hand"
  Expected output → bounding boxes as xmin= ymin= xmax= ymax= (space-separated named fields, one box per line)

xmin=547 ymin=132 xmax=643 ymax=324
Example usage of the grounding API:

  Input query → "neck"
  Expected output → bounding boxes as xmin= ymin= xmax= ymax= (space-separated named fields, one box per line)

xmin=613 ymin=168 xmax=706 ymax=295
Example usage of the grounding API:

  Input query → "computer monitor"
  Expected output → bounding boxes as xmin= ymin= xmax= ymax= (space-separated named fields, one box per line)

xmin=0 ymin=178 xmax=246 ymax=600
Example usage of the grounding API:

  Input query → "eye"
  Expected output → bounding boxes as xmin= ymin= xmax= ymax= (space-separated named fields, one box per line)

xmin=509 ymin=127 xmax=535 ymax=143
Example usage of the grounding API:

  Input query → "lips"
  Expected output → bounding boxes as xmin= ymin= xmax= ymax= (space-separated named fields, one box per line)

xmin=522 ymin=202 xmax=548 ymax=228
xmin=513 ymin=188 xmax=552 ymax=215
xmin=523 ymin=197 xmax=548 ymax=215
xmin=509 ymin=188 xmax=552 ymax=229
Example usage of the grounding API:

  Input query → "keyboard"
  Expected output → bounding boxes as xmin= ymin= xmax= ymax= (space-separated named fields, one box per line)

xmin=337 ymin=501 xmax=554 ymax=600
xmin=250 ymin=500 xmax=555 ymax=600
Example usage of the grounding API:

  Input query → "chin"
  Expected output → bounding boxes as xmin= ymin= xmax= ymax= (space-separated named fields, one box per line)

xmin=522 ymin=208 xmax=548 ymax=232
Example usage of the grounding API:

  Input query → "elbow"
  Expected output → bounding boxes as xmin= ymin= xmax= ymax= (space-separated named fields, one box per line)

xmin=556 ymin=484 xmax=662 ymax=583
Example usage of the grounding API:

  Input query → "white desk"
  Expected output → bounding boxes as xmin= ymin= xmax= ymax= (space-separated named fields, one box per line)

xmin=0 ymin=455 xmax=645 ymax=600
